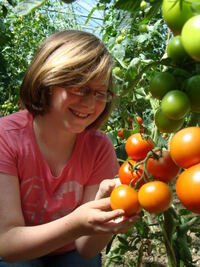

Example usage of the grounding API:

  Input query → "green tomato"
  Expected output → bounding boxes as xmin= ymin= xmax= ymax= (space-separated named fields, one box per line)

xmin=161 ymin=90 xmax=190 ymax=120
xmin=140 ymin=1 xmax=147 ymax=9
xmin=162 ymin=0 xmax=200 ymax=35
xmin=139 ymin=24 xmax=148 ymax=33
xmin=155 ymin=109 xmax=184 ymax=133
xmin=167 ymin=36 xmax=188 ymax=63
xmin=113 ymin=67 xmax=123 ymax=77
xmin=184 ymin=75 xmax=200 ymax=113
xmin=149 ymin=72 xmax=177 ymax=100
xmin=181 ymin=15 xmax=200 ymax=62
xmin=116 ymin=35 xmax=124 ymax=44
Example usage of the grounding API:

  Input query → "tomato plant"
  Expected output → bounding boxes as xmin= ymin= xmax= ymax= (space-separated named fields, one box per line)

xmin=138 ymin=181 xmax=172 ymax=213
xmin=155 ymin=108 xmax=184 ymax=133
xmin=149 ymin=72 xmax=177 ymax=100
xmin=176 ymin=163 xmax=200 ymax=214
xmin=184 ymin=75 xmax=200 ymax=113
xmin=161 ymin=90 xmax=190 ymax=120
xmin=125 ymin=133 xmax=154 ymax=161
xmin=181 ymin=15 xmax=200 ymax=62
xmin=118 ymin=160 xmax=145 ymax=188
xmin=170 ymin=127 xmax=200 ymax=169
xmin=110 ymin=184 xmax=141 ymax=216
xmin=146 ymin=150 xmax=180 ymax=183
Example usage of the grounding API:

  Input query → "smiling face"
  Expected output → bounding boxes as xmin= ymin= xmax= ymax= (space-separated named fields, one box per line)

xmin=20 ymin=30 xmax=113 ymax=129
xmin=48 ymin=79 xmax=107 ymax=133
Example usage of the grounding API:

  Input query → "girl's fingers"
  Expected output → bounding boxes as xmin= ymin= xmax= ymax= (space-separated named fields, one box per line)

xmin=89 ymin=197 xmax=112 ymax=210
xmin=95 ymin=180 xmax=116 ymax=200
xmin=95 ymin=209 xmax=125 ymax=223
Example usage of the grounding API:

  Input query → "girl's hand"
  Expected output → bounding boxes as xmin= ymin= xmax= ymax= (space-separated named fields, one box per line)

xmin=73 ymin=197 xmax=140 ymax=236
xmin=95 ymin=178 xmax=121 ymax=200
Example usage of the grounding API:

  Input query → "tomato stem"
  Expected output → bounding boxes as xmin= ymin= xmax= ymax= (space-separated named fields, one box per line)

xmin=129 ymin=147 xmax=161 ymax=189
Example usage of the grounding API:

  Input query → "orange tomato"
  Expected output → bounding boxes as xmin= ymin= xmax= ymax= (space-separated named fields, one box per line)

xmin=138 ymin=181 xmax=172 ymax=213
xmin=170 ymin=127 xmax=200 ymax=169
xmin=176 ymin=163 xmax=200 ymax=214
xmin=125 ymin=133 xmax=154 ymax=161
xmin=110 ymin=184 xmax=141 ymax=216
xmin=118 ymin=160 xmax=145 ymax=189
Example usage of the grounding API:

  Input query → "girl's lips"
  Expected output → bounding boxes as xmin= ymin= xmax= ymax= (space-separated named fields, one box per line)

xmin=69 ymin=108 xmax=90 ymax=119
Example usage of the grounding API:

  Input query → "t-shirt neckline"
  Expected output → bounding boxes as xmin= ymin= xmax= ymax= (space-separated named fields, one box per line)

xmin=29 ymin=113 xmax=83 ymax=179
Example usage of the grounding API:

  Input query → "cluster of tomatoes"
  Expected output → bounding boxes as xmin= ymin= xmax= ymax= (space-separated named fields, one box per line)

xmin=111 ymin=132 xmax=179 ymax=216
xmin=111 ymin=126 xmax=200 ymax=216
xmin=150 ymin=71 xmax=193 ymax=134
xmin=117 ymin=115 xmax=144 ymax=140
xmin=149 ymin=0 xmax=200 ymax=134
xmin=162 ymin=0 xmax=200 ymax=62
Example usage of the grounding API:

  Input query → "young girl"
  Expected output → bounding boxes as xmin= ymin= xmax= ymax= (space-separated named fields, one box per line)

xmin=0 ymin=30 xmax=139 ymax=267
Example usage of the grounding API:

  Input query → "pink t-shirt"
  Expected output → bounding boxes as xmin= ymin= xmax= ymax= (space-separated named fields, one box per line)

xmin=0 ymin=110 xmax=119 ymax=253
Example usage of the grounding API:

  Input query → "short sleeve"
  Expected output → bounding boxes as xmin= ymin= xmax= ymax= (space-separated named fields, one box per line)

xmin=0 ymin=128 xmax=18 ymax=176
xmin=86 ymin=131 xmax=119 ymax=185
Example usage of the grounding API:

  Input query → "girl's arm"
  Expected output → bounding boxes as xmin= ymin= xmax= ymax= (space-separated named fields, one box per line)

xmin=0 ymin=174 xmax=125 ymax=263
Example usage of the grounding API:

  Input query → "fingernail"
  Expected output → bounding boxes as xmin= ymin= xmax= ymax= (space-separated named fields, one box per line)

xmin=118 ymin=209 xmax=125 ymax=215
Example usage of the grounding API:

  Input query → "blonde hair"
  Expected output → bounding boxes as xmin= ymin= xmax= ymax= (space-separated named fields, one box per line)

xmin=20 ymin=30 xmax=113 ymax=128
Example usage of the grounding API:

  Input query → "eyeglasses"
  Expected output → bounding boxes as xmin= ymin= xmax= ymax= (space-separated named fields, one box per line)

xmin=66 ymin=87 xmax=114 ymax=103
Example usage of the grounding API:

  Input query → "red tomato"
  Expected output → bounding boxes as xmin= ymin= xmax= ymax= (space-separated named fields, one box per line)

xmin=117 ymin=128 xmax=124 ymax=139
xmin=138 ymin=181 xmax=172 ymax=213
xmin=110 ymin=184 xmax=141 ymax=216
xmin=170 ymin=127 xmax=200 ymax=169
xmin=176 ymin=163 xmax=200 ymax=214
xmin=118 ymin=160 xmax=145 ymax=189
xmin=125 ymin=133 xmax=154 ymax=161
xmin=146 ymin=150 xmax=180 ymax=183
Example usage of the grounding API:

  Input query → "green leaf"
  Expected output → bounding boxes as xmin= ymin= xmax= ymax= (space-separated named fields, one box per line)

xmin=117 ymin=235 xmax=129 ymax=246
xmin=115 ymin=143 xmax=128 ymax=163
xmin=14 ymin=0 xmax=46 ymax=16
xmin=85 ymin=4 xmax=105 ymax=25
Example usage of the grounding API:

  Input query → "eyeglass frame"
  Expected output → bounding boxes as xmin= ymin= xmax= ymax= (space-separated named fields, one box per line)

xmin=64 ymin=86 xmax=114 ymax=103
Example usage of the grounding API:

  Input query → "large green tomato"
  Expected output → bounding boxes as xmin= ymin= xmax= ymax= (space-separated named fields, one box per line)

xmin=161 ymin=90 xmax=190 ymax=120
xmin=184 ymin=75 xmax=200 ymax=113
xmin=181 ymin=15 xmax=200 ymax=62
xmin=162 ymin=0 xmax=200 ymax=35
xmin=167 ymin=36 xmax=188 ymax=63
xmin=155 ymin=109 xmax=184 ymax=133
xmin=149 ymin=72 xmax=177 ymax=100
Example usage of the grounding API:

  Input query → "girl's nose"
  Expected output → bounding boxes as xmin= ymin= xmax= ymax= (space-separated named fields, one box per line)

xmin=80 ymin=94 xmax=96 ymax=107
